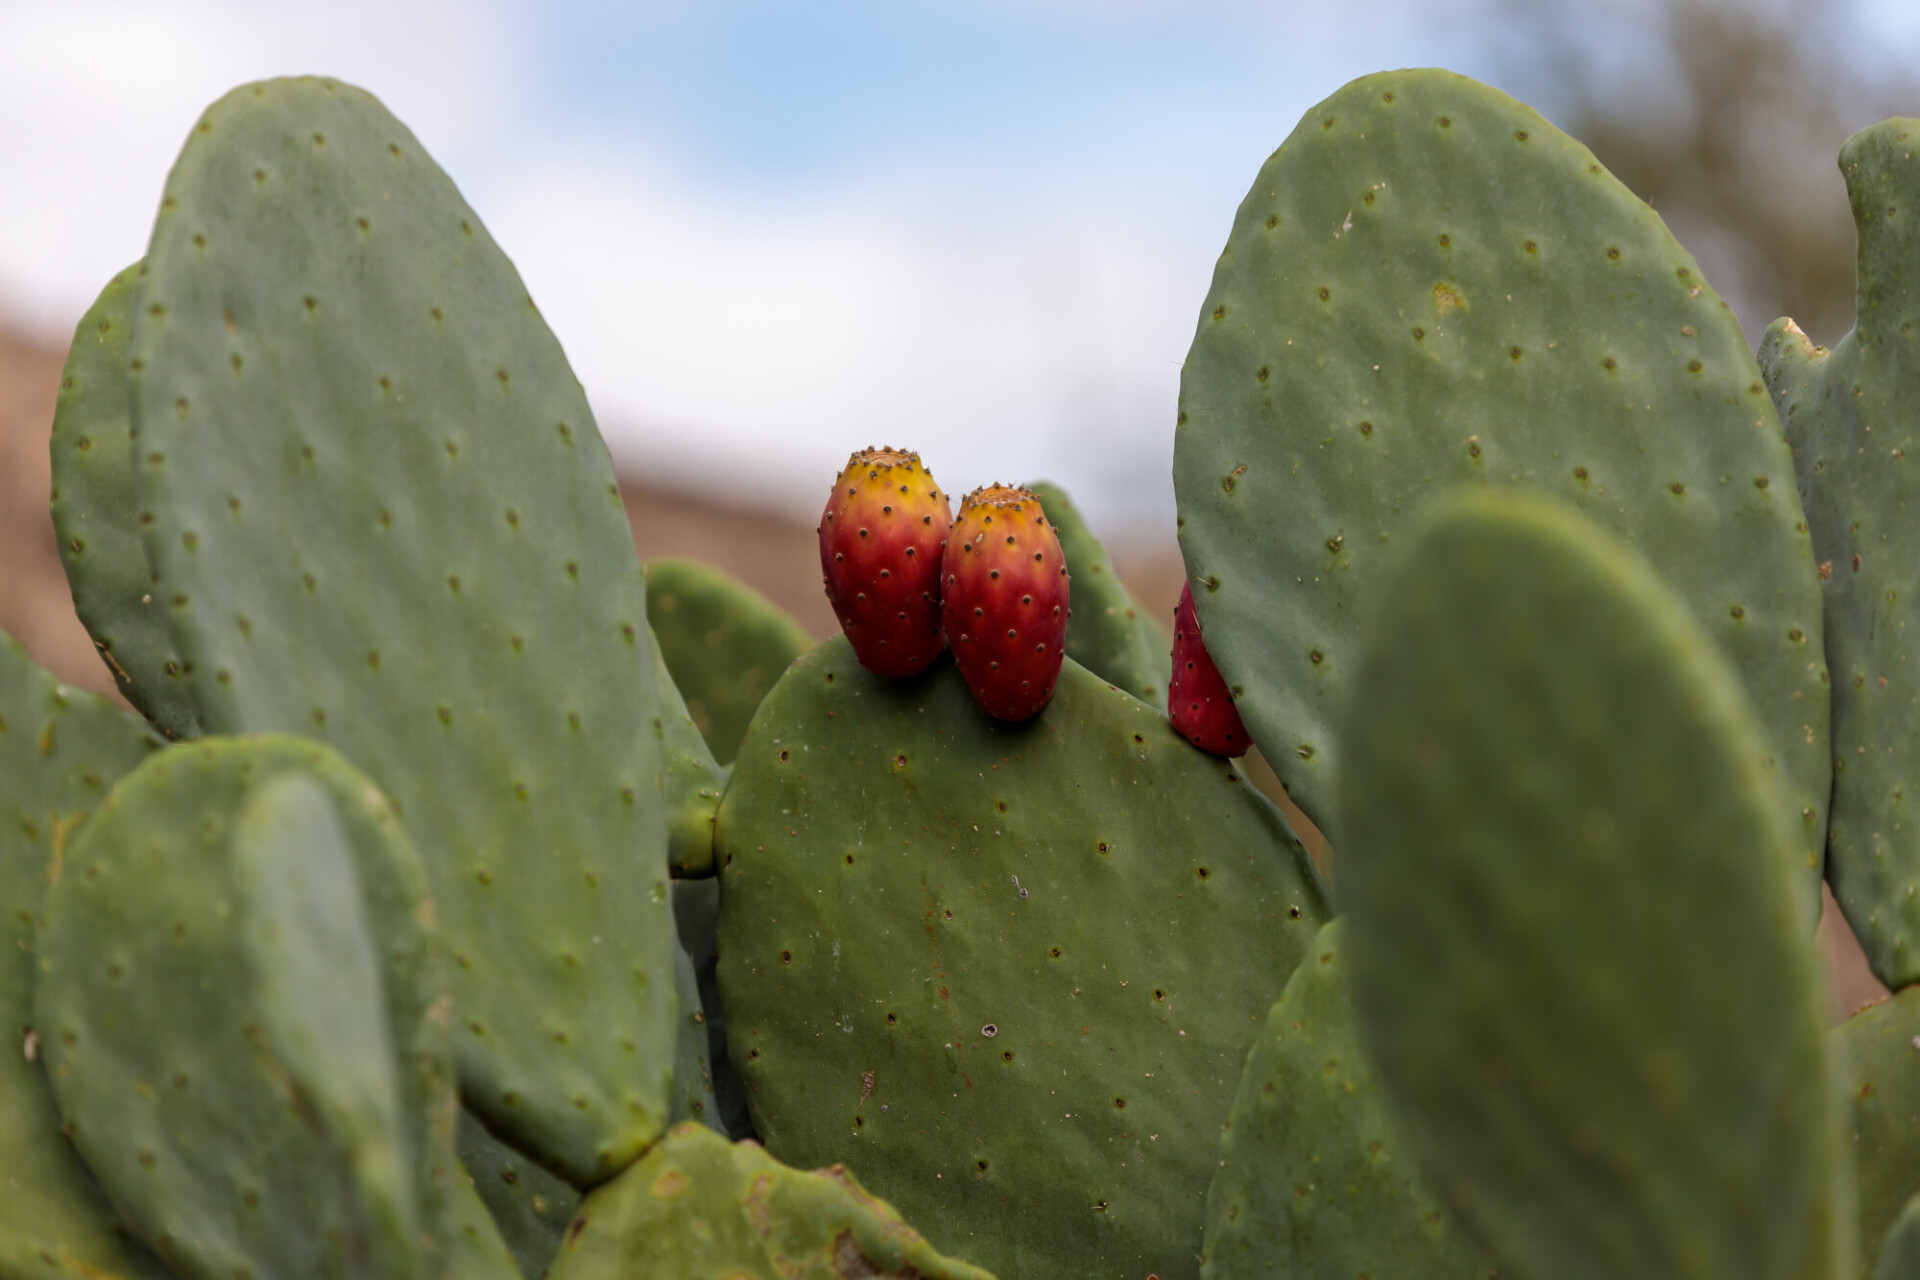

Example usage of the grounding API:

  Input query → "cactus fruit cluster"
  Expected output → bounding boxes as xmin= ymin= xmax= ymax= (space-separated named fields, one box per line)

xmin=10 ymin=60 xmax=1920 ymax=1280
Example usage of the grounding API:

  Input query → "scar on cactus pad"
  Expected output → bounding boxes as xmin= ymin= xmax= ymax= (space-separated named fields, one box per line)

xmin=942 ymin=484 xmax=1071 ymax=721
xmin=1169 ymin=581 xmax=1247 ymax=757
xmin=818 ymin=447 xmax=952 ymax=678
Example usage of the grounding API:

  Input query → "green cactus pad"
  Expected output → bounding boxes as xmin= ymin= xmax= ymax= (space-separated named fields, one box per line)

xmin=1836 ymin=988 xmax=1920 ymax=1278
xmin=1199 ymin=918 xmax=1494 ymax=1279
xmin=1173 ymin=68 xmax=1829 ymax=902
xmin=647 ymin=557 xmax=813 ymax=766
xmin=0 ymin=633 xmax=168 ymax=1278
xmin=674 ymin=877 xmax=754 ymax=1141
xmin=547 ymin=1121 xmax=995 ymax=1280
xmin=126 ymin=76 xmax=674 ymax=1183
xmin=668 ymin=935 xmax=722 ymax=1133
xmin=1341 ymin=492 xmax=1844 ymax=1280
xmin=458 ymin=1110 xmax=580 ymax=1280
xmin=1028 ymin=482 xmax=1169 ymax=706
xmin=715 ymin=639 xmax=1329 ymax=1280
xmin=655 ymin=632 xmax=727 ymax=878
xmin=1874 ymin=1194 xmax=1920 ymax=1280
xmin=34 ymin=735 xmax=458 ymax=1280
xmin=1759 ymin=119 xmax=1920 ymax=987
xmin=448 ymin=1164 xmax=521 ymax=1280
xmin=48 ymin=262 xmax=198 ymax=740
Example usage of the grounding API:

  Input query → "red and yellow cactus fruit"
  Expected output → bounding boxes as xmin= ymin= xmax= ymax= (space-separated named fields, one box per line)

xmin=818 ymin=447 xmax=953 ymax=678
xmin=941 ymin=485 xmax=1070 ymax=721
xmin=1168 ymin=581 xmax=1249 ymax=756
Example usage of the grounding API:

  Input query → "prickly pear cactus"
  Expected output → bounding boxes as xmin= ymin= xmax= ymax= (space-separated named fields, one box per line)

xmin=457 ymin=1110 xmax=580 ymax=1280
xmin=1341 ymin=492 xmax=1846 ymax=1280
xmin=547 ymin=1122 xmax=994 ymax=1279
xmin=1199 ymin=919 xmax=1495 ymax=1279
xmin=1836 ymin=989 xmax=1920 ymax=1278
xmin=1026 ymin=482 xmax=1168 ymax=705
xmin=34 ymin=736 xmax=459 ymax=1280
xmin=673 ymin=876 xmax=755 ymax=1141
xmin=48 ymin=262 xmax=198 ymax=740
xmin=715 ymin=639 xmax=1329 ymax=1279
xmin=1759 ymin=119 xmax=1920 ymax=988
xmin=0 ymin=635 xmax=168 ymax=1277
xmin=1875 ymin=1194 xmax=1920 ymax=1280
xmin=655 ymin=633 xmax=728 ymax=878
xmin=1174 ymin=68 xmax=1829 ymax=907
xmin=125 ymin=76 xmax=674 ymax=1183
xmin=647 ymin=557 xmax=813 ymax=766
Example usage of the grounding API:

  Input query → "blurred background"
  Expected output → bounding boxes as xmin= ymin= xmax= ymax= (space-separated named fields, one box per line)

xmin=1 ymin=0 xmax=1914 ymax=1007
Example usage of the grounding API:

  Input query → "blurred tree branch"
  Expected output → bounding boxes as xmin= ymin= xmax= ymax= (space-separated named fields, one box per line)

xmin=1483 ymin=0 xmax=1914 ymax=346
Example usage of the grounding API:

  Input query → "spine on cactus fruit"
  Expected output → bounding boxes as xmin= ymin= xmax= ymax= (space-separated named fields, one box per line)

xmin=1169 ymin=581 xmax=1248 ymax=756
xmin=941 ymin=484 xmax=1070 ymax=721
xmin=818 ymin=447 xmax=952 ymax=678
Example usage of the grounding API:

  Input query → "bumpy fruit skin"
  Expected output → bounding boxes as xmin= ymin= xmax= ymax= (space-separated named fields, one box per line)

xmin=818 ymin=447 xmax=951 ymax=678
xmin=942 ymin=485 xmax=1069 ymax=721
xmin=1169 ymin=582 xmax=1248 ymax=756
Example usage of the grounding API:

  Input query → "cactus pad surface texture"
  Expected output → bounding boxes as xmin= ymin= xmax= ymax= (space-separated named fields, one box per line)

xmin=0 ymin=633 xmax=169 ymax=1278
xmin=1341 ymin=491 xmax=1845 ymax=1280
xmin=1027 ymin=481 xmax=1170 ymax=705
xmin=457 ymin=1109 xmax=581 ymax=1280
xmin=547 ymin=1121 xmax=995 ymax=1279
xmin=654 ymin=631 xmax=729 ymax=878
xmin=1199 ymin=918 xmax=1496 ymax=1279
xmin=34 ymin=735 xmax=459 ymax=1280
xmin=1759 ymin=118 xmax=1920 ymax=989
xmin=714 ymin=638 xmax=1330 ymax=1279
xmin=125 ymin=76 xmax=674 ymax=1184
xmin=1836 ymin=988 xmax=1920 ymax=1278
xmin=1173 ymin=67 xmax=1830 ymax=906
xmin=1873 ymin=1194 xmax=1920 ymax=1280
xmin=48 ymin=262 xmax=198 ymax=740
xmin=647 ymin=556 xmax=814 ymax=766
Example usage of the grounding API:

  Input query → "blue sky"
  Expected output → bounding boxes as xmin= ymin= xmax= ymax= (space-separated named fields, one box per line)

xmin=2 ymin=1 xmax=1914 ymax=538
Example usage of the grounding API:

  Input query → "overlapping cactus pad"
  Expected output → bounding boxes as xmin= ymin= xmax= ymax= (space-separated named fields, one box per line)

xmin=1836 ymin=988 xmax=1920 ymax=1278
xmin=125 ymin=76 xmax=674 ymax=1183
xmin=1199 ymin=919 xmax=1494 ymax=1279
xmin=1027 ymin=482 xmax=1169 ymax=706
xmin=34 ymin=736 xmax=459 ymax=1280
xmin=0 ymin=635 xmax=167 ymax=1277
xmin=549 ymin=1122 xmax=994 ymax=1279
xmin=48 ymin=261 xmax=198 ymax=740
xmin=714 ymin=638 xmax=1329 ymax=1279
xmin=1341 ymin=492 xmax=1843 ymax=1280
xmin=1760 ymin=118 xmax=1920 ymax=989
xmin=1174 ymin=68 xmax=1830 ymax=906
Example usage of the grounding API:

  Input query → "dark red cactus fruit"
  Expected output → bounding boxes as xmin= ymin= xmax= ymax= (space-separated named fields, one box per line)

xmin=941 ymin=485 xmax=1070 ymax=722
xmin=818 ymin=447 xmax=952 ymax=678
xmin=1169 ymin=581 xmax=1249 ymax=756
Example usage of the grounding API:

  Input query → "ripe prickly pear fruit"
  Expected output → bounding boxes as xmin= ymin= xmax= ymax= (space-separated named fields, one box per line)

xmin=818 ymin=447 xmax=953 ymax=678
xmin=1169 ymin=582 xmax=1248 ymax=756
xmin=942 ymin=484 xmax=1070 ymax=721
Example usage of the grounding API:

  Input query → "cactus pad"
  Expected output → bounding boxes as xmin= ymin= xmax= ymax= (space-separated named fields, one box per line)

xmin=1173 ymin=67 xmax=1829 ymax=901
xmin=458 ymin=1110 xmax=580 ymax=1280
xmin=34 ymin=736 xmax=457 ymax=1280
xmin=715 ymin=639 xmax=1329 ymax=1279
xmin=647 ymin=557 xmax=813 ymax=766
xmin=1341 ymin=492 xmax=1843 ymax=1280
xmin=126 ymin=76 xmax=674 ymax=1182
xmin=1027 ymin=482 xmax=1168 ymax=705
xmin=48 ymin=263 xmax=198 ymax=739
xmin=547 ymin=1121 xmax=995 ymax=1280
xmin=0 ymin=633 xmax=167 ymax=1277
xmin=1874 ymin=1194 xmax=1920 ymax=1280
xmin=655 ymin=633 xmax=728 ymax=878
xmin=1759 ymin=119 xmax=1920 ymax=987
xmin=1836 ymin=988 xmax=1920 ymax=1278
xmin=1199 ymin=918 xmax=1494 ymax=1279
